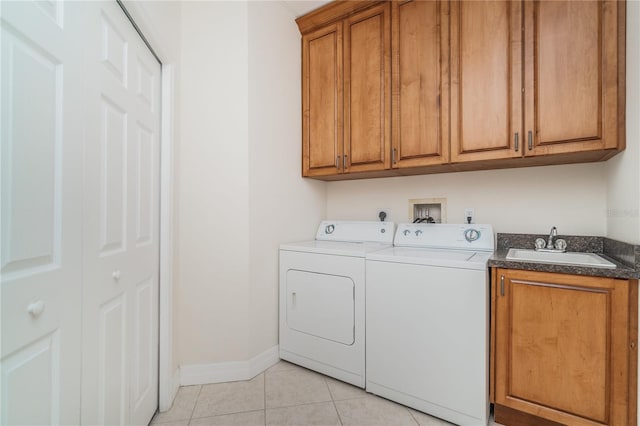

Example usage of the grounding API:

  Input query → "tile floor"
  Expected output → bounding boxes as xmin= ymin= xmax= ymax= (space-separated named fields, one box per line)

xmin=150 ymin=361 xmax=503 ymax=426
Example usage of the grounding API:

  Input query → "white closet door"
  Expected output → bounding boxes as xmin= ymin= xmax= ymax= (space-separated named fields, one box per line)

xmin=0 ymin=2 xmax=85 ymax=424
xmin=80 ymin=2 xmax=161 ymax=425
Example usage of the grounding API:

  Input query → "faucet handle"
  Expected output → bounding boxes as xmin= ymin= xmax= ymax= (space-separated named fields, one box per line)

xmin=534 ymin=238 xmax=546 ymax=249
xmin=554 ymin=239 xmax=567 ymax=252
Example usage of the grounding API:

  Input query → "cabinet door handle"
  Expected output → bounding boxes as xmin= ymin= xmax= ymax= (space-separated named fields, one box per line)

xmin=514 ymin=132 xmax=519 ymax=152
xmin=528 ymin=130 xmax=533 ymax=150
xmin=343 ymin=155 xmax=348 ymax=170
xmin=392 ymin=148 xmax=397 ymax=164
xmin=500 ymin=275 xmax=505 ymax=296
xmin=292 ymin=292 xmax=296 ymax=308
xmin=336 ymin=156 xmax=340 ymax=169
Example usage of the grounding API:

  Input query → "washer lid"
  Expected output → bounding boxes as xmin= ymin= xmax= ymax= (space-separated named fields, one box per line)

xmin=316 ymin=220 xmax=395 ymax=243
xmin=366 ymin=247 xmax=493 ymax=270
xmin=394 ymin=223 xmax=494 ymax=252
xmin=280 ymin=240 xmax=393 ymax=257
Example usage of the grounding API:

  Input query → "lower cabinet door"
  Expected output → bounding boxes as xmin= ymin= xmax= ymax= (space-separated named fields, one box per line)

xmin=494 ymin=269 xmax=636 ymax=426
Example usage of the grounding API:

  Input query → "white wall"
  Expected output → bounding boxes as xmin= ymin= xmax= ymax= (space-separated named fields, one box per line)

xmin=606 ymin=1 xmax=640 ymax=245
xmin=247 ymin=1 xmax=326 ymax=357
xmin=175 ymin=0 xmax=326 ymax=368
xmin=327 ymin=163 xmax=607 ymax=236
xmin=177 ymin=1 xmax=251 ymax=365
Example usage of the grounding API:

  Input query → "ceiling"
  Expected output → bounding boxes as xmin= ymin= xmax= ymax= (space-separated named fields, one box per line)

xmin=280 ymin=0 xmax=332 ymax=18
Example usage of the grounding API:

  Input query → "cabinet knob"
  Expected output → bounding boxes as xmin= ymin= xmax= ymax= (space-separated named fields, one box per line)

xmin=631 ymin=341 xmax=636 ymax=350
xmin=112 ymin=270 xmax=121 ymax=281
xmin=27 ymin=300 xmax=45 ymax=317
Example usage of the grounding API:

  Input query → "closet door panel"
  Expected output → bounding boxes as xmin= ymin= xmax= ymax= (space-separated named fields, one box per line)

xmin=0 ymin=2 xmax=84 ymax=424
xmin=81 ymin=2 xmax=161 ymax=425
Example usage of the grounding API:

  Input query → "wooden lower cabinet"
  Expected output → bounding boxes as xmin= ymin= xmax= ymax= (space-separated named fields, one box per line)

xmin=491 ymin=268 xmax=637 ymax=426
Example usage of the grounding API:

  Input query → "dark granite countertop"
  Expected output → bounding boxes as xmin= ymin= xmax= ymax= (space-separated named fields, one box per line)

xmin=488 ymin=233 xmax=640 ymax=280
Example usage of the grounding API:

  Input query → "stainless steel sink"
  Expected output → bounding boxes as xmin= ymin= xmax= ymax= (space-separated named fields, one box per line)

xmin=506 ymin=248 xmax=616 ymax=269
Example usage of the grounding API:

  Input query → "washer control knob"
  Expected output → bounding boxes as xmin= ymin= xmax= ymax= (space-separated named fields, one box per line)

xmin=464 ymin=228 xmax=480 ymax=242
xmin=403 ymin=229 xmax=410 ymax=236
xmin=325 ymin=224 xmax=335 ymax=234
xmin=415 ymin=230 xmax=423 ymax=236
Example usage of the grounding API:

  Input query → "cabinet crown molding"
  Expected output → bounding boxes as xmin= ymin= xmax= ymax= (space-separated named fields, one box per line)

xmin=296 ymin=0 xmax=384 ymax=34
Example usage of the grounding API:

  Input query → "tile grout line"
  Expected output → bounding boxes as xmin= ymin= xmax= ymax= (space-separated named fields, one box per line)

xmin=188 ymin=376 xmax=267 ymax=422
xmin=188 ymin=385 xmax=203 ymax=424
xmin=264 ymin=398 xmax=336 ymax=411
xmin=190 ymin=410 xmax=266 ymax=425
xmin=406 ymin=407 xmax=421 ymax=426
xmin=324 ymin=377 xmax=344 ymax=426
xmin=263 ymin=372 xmax=267 ymax=426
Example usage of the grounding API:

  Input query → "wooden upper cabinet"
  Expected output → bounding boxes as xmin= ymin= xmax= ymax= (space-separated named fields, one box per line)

xmin=343 ymin=3 xmax=391 ymax=173
xmin=302 ymin=22 xmax=343 ymax=177
xmin=297 ymin=0 xmax=625 ymax=179
xmin=392 ymin=0 xmax=449 ymax=169
xmin=451 ymin=0 xmax=623 ymax=164
xmin=450 ymin=0 xmax=523 ymax=163
xmin=524 ymin=0 xmax=622 ymax=156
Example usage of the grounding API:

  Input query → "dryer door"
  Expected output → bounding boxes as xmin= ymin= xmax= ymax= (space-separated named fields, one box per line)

xmin=286 ymin=270 xmax=354 ymax=345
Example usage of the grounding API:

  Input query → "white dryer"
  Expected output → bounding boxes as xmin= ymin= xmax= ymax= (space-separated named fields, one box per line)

xmin=365 ymin=223 xmax=494 ymax=426
xmin=279 ymin=220 xmax=394 ymax=387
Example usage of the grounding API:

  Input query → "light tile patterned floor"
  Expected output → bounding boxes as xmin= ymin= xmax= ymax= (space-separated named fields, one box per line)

xmin=150 ymin=361 xmax=504 ymax=426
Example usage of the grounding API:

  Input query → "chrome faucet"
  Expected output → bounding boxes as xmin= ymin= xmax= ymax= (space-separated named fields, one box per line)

xmin=534 ymin=226 xmax=567 ymax=252
xmin=547 ymin=226 xmax=557 ymax=249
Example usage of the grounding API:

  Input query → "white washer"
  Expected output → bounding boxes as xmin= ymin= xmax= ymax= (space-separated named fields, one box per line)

xmin=365 ymin=223 xmax=494 ymax=426
xmin=279 ymin=220 xmax=394 ymax=387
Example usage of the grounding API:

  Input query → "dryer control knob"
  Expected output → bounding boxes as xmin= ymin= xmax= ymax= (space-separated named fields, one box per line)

xmin=403 ymin=229 xmax=410 ymax=236
xmin=325 ymin=224 xmax=335 ymax=234
xmin=415 ymin=230 xmax=423 ymax=236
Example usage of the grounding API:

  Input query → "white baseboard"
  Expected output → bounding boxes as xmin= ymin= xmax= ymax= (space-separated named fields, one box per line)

xmin=180 ymin=345 xmax=279 ymax=386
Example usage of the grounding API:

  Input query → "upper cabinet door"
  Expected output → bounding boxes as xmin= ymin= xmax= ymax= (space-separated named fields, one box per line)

xmin=343 ymin=3 xmax=391 ymax=173
xmin=302 ymin=22 xmax=343 ymax=177
xmin=524 ymin=0 xmax=621 ymax=156
xmin=450 ymin=0 xmax=523 ymax=163
xmin=391 ymin=0 xmax=450 ymax=169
